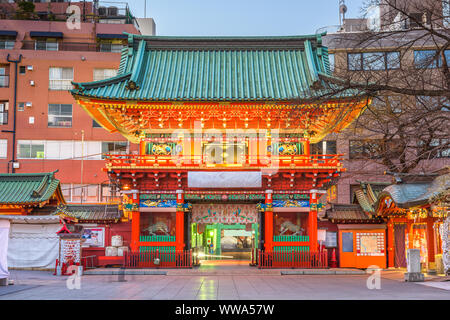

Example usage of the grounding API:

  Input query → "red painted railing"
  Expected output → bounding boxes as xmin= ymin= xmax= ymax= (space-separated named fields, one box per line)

xmin=104 ymin=154 xmax=343 ymax=169
xmin=123 ymin=250 xmax=193 ymax=268
xmin=257 ymin=250 xmax=328 ymax=269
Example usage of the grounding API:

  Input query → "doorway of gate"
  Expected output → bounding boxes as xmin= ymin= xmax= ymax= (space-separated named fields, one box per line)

xmin=191 ymin=223 xmax=259 ymax=264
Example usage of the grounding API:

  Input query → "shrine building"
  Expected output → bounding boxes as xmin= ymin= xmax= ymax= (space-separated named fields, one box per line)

xmin=71 ymin=33 xmax=369 ymax=267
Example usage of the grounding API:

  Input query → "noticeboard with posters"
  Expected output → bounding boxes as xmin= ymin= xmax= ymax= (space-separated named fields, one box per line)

xmin=81 ymin=227 xmax=105 ymax=247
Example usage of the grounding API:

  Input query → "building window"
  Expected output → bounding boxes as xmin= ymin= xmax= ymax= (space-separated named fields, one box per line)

xmin=0 ymin=139 xmax=6 ymax=158
xmin=93 ymin=120 xmax=102 ymax=128
xmin=0 ymin=102 xmax=8 ymax=125
xmin=430 ymin=138 xmax=450 ymax=158
xmin=348 ymin=51 xmax=400 ymax=71
xmin=99 ymin=40 xmax=124 ymax=53
xmin=311 ymin=140 xmax=337 ymax=155
xmin=35 ymin=38 xmax=58 ymax=51
xmin=17 ymin=140 xmax=45 ymax=159
xmin=18 ymin=102 xmax=25 ymax=111
xmin=0 ymin=39 xmax=14 ymax=50
xmin=93 ymin=68 xmax=117 ymax=81
xmin=349 ymin=140 xmax=381 ymax=159
xmin=416 ymin=96 xmax=450 ymax=111
xmin=349 ymin=139 xmax=402 ymax=159
xmin=19 ymin=66 xmax=26 ymax=74
xmin=348 ymin=53 xmax=362 ymax=71
xmin=48 ymin=104 xmax=72 ymax=127
xmin=101 ymin=141 xmax=128 ymax=158
xmin=49 ymin=67 xmax=73 ymax=90
xmin=328 ymin=53 xmax=335 ymax=73
xmin=414 ymin=50 xmax=450 ymax=69
xmin=0 ymin=67 xmax=9 ymax=88
xmin=388 ymin=96 xmax=402 ymax=113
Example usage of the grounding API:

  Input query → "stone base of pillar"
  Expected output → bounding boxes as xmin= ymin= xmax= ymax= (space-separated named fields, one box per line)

xmin=426 ymin=269 xmax=437 ymax=276
xmin=0 ymin=278 xmax=8 ymax=286
xmin=404 ymin=272 xmax=424 ymax=282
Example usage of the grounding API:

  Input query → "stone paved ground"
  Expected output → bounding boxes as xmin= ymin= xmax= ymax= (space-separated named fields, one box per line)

xmin=0 ymin=268 xmax=449 ymax=300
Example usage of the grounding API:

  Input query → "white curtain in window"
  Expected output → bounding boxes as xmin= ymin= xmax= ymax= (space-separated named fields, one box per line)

xmin=45 ymin=141 xmax=60 ymax=159
xmin=73 ymin=141 xmax=84 ymax=159
xmin=59 ymin=141 xmax=74 ymax=160
xmin=49 ymin=67 xmax=61 ymax=80
xmin=0 ymin=140 xmax=6 ymax=158
xmin=86 ymin=141 xmax=102 ymax=160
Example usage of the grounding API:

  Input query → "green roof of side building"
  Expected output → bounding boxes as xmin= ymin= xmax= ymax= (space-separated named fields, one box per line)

xmin=71 ymin=33 xmax=363 ymax=102
xmin=0 ymin=172 xmax=65 ymax=206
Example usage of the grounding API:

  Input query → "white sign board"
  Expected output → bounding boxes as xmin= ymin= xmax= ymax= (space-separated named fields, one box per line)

xmin=188 ymin=171 xmax=261 ymax=188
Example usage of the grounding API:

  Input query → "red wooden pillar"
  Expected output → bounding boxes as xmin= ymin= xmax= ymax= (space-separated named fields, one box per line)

xmin=130 ymin=191 xmax=140 ymax=252
xmin=426 ymin=215 xmax=436 ymax=273
xmin=309 ymin=191 xmax=318 ymax=252
xmin=304 ymin=139 xmax=310 ymax=155
xmin=407 ymin=220 xmax=414 ymax=249
xmin=176 ymin=190 xmax=185 ymax=251
xmin=387 ymin=219 xmax=395 ymax=268
xmin=264 ymin=190 xmax=273 ymax=252
xmin=139 ymin=140 xmax=146 ymax=155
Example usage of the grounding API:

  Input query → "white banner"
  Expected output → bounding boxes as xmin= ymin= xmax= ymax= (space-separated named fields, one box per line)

xmin=8 ymin=223 xmax=60 ymax=269
xmin=188 ymin=171 xmax=261 ymax=188
xmin=0 ymin=222 xmax=10 ymax=279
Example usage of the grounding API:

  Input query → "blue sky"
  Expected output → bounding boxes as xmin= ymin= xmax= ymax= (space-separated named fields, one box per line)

xmin=125 ymin=0 xmax=366 ymax=36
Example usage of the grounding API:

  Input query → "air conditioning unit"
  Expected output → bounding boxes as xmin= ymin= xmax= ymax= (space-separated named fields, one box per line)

xmin=25 ymin=102 xmax=32 ymax=107
xmin=12 ymin=162 xmax=20 ymax=169
xmin=27 ymin=65 xmax=33 ymax=71
xmin=30 ymin=80 xmax=35 ymax=86
xmin=98 ymin=6 xmax=107 ymax=16
xmin=107 ymin=6 xmax=118 ymax=16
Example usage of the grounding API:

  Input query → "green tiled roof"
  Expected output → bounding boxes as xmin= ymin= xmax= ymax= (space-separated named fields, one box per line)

xmin=71 ymin=33 xmax=363 ymax=102
xmin=54 ymin=204 xmax=123 ymax=222
xmin=0 ymin=172 xmax=64 ymax=205
xmin=376 ymin=173 xmax=450 ymax=209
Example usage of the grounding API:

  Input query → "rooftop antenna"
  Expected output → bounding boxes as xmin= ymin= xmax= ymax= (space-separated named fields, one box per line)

xmin=144 ymin=0 xmax=147 ymax=18
xmin=339 ymin=0 xmax=347 ymax=26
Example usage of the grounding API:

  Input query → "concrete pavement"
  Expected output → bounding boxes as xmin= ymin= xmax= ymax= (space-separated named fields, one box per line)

xmin=0 ymin=269 xmax=449 ymax=300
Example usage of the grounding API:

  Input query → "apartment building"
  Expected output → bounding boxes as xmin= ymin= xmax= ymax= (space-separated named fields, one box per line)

xmin=322 ymin=0 xmax=450 ymax=205
xmin=0 ymin=1 xmax=156 ymax=203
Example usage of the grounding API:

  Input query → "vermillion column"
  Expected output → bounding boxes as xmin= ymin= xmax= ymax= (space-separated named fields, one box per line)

xmin=387 ymin=219 xmax=395 ymax=268
xmin=264 ymin=190 xmax=273 ymax=252
xmin=176 ymin=190 xmax=185 ymax=251
xmin=426 ymin=215 xmax=436 ymax=274
xmin=309 ymin=191 xmax=318 ymax=252
xmin=130 ymin=191 xmax=140 ymax=252
xmin=407 ymin=220 xmax=414 ymax=249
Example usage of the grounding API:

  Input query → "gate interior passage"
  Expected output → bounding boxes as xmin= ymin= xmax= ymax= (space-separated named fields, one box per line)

xmin=191 ymin=222 xmax=258 ymax=261
xmin=190 ymin=203 xmax=259 ymax=263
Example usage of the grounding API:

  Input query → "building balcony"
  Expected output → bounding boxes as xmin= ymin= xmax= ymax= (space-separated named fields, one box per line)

xmin=21 ymin=41 xmax=124 ymax=53
xmin=104 ymin=153 xmax=345 ymax=171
